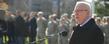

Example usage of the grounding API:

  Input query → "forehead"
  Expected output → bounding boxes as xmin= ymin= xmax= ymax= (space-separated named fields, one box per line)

xmin=75 ymin=3 xmax=90 ymax=10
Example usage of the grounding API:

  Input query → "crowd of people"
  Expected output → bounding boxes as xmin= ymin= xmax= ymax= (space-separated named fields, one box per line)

xmin=0 ymin=9 xmax=108 ymax=44
xmin=95 ymin=16 xmax=109 ymax=44
xmin=0 ymin=10 xmax=76 ymax=44
xmin=0 ymin=0 xmax=108 ymax=44
xmin=0 ymin=9 xmax=109 ymax=44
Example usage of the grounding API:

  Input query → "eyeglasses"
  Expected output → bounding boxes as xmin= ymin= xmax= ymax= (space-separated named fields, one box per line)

xmin=74 ymin=10 xmax=88 ymax=13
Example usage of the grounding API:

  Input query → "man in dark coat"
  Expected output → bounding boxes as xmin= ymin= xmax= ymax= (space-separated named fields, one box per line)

xmin=14 ymin=11 xmax=29 ymax=44
xmin=69 ymin=1 xmax=104 ymax=44
xmin=5 ymin=11 xmax=16 ymax=44
xmin=0 ymin=10 xmax=7 ymax=44
xmin=27 ymin=12 xmax=37 ymax=44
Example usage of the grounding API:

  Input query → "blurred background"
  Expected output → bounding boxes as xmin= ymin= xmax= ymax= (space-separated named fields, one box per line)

xmin=1 ymin=0 xmax=108 ymax=16
xmin=0 ymin=0 xmax=109 ymax=44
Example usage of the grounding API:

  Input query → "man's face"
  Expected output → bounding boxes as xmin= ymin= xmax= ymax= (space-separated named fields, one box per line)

xmin=74 ymin=4 xmax=89 ymax=24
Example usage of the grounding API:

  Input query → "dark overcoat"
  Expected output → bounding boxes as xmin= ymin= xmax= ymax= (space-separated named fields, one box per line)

xmin=0 ymin=19 xmax=7 ymax=37
xmin=28 ymin=17 xmax=37 ymax=37
xmin=14 ymin=16 xmax=29 ymax=36
xmin=69 ymin=18 xmax=104 ymax=44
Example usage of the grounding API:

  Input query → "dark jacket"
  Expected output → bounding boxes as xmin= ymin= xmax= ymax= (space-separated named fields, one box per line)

xmin=69 ymin=18 xmax=104 ymax=44
xmin=0 ymin=19 xmax=7 ymax=37
xmin=5 ymin=15 xmax=15 ymax=36
xmin=14 ymin=16 xmax=28 ymax=36
xmin=28 ymin=17 xmax=37 ymax=36
xmin=7 ymin=20 xmax=15 ymax=36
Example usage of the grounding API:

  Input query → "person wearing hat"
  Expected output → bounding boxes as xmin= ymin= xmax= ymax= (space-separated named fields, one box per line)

xmin=69 ymin=1 xmax=104 ymax=44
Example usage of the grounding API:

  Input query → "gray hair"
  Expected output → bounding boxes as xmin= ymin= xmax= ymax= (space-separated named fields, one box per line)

xmin=74 ymin=1 xmax=92 ymax=18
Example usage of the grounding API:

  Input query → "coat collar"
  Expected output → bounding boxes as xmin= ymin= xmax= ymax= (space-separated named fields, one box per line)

xmin=77 ymin=18 xmax=96 ymax=28
xmin=74 ymin=18 xmax=96 ymax=31
xmin=80 ymin=17 xmax=91 ymax=27
xmin=80 ymin=18 xmax=96 ymax=28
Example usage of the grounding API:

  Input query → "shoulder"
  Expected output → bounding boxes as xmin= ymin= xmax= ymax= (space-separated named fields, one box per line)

xmin=42 ymin=17 xmax=47 ymax=21
xmin=37 ymin=18 xmax=41 ymax=21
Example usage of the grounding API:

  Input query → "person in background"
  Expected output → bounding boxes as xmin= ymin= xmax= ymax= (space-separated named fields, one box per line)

xmin=14 ymin=10 xmax=28 ymax=44
xmin=28 ymin=12 xmax=37 ymax=44
xmin=68 ymin=13 xmax=76 ymax=41
xmin=95 ymin=17 xmax=105 ymax=43
xmin=0 ymin=10 xmax=7 ymax=44
xmin=102 ymin=17 xmax=108 ymax=26
xmin=37 ymin=11 xmax=47 ymax=44
xmin=101 ymin=17 xmax=109 ymax=44
xmin=52 ymin=13 xmax=60 ymax=24
xmin=69 ymin=1 xmax=104 ymax=44
xmin=46 ymin=15 xmax=58 ymax=44
xmin=95 ymin=17 xmax=102 ymax=26
xmin=5 ymin=11 xmax=16 ymax=44
xmin=61 ymin=13 xmax=70 ymax=26
xmin=58 ymin=16 xmax=69 ymax=44
xmin=101 ymin=17 xmax=108 ymax=41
